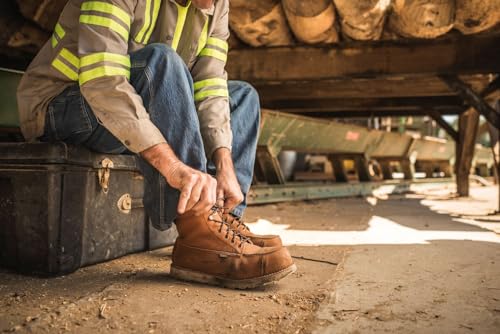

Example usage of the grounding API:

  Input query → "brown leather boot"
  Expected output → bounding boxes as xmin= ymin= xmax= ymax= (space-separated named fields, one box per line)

xmin=170 ymin=208 xmax=296 ymax=289
xmin=223 ymin=213 xmax=282 ymax=248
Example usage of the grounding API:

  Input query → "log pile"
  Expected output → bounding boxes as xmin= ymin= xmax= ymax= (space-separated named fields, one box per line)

xmin=228 ymin=0 xmax=294 ymax=47
xmin=388 ymin=0 xmax=455 ymax=39
xmin=229 ymin=0 xmax=499 ymax=45
xmin=282 ymin=0 xmax=339 ymax=44
xmin=334 ymin=0 xmax=391 ymax=41
xmin=454 ymin=0 xmax=500 ymax=34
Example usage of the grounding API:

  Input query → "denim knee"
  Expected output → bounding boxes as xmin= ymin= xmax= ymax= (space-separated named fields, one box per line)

xmin=133 ymin=43 xmax=189 ymax=81
xmin=229 ymin=81 xmax=260 ymax=121
xmin=141 ymin=43 xmax=184 ymax=65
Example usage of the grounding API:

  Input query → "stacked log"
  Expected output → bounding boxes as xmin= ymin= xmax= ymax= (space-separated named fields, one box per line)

xmin=388 ymin=0 xmax=455 ymax=39
xmin=454 ymin=0 xmax=500 ymax=35
xmin=228 ymin=0 xmax=293 ymax=47
xmin=334 ymin=0 xmax=392 ymax=41
xmin=281 ymin=0 xmax=338 ymax=44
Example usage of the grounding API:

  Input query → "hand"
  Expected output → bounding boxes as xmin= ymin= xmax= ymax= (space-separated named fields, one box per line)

xmin=213 ymin=148 xmax=244 ymax=211
xmin=141 ymin=143 xmax=217 ymax=216
xmin=166 ymin=163 xmax=217 ymax=215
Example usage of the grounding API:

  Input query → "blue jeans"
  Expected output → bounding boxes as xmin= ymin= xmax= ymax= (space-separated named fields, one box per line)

xmin=40 ymin=44 xmax=260 ymax=230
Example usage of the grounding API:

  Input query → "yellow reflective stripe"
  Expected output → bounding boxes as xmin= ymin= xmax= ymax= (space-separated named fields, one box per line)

xmin=196 ymin=19 xmax=209 ymax=56
xmin=206 ymin=37 xmax=228 ymax=52
xmin=143 ymin=0 xmax=161 ymax=43
xmin=194 ymin=89 xmax=228 ymax=102
xmin=54 ymin=23 xmax=66 ymax=39
xmin=59 ymin=49 xmax=79 ymax=69
xmin=172 ymin=1 xmax=190 ymax=51
xmin=79 ymin=15 xmax=129 ymax=41
xmin=52 ymin=58 xmax=78 ymax=81
xmin=80 ymin=52 xmax=130 ymax=67
xmin=81 ymin=1 xmax=130 ymax=28
xmin=59 ymin=48 xmax=80 ymax=69
xmin=193 ymin=78 xmax=227 ymax=91
xmin=199 ymin=48 xmax=227 ymax=63
xmin=79 ymin=66 xmax=130 ymax=85
xmin=135 ymin=0 xmax=151 ymax=43
xmin=51 ymin=35 xmax=58 ymax=48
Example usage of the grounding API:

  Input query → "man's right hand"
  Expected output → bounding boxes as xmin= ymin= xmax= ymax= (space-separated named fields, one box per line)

xmin=140 ymin=143 xmax=217 ymax=216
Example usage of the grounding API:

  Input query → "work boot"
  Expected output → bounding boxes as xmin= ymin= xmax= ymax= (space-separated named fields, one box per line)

xmin=223 ymin=213 xmax=282 ymax=247
xmin=170 ymin=207 xmax=296 ymax=289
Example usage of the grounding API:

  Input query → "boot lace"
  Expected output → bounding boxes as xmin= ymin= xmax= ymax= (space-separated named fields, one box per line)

xmin=229 ymin=214 xmax=250 ymax=232
xmin=209 ymin=205 xmax=252 ymax=248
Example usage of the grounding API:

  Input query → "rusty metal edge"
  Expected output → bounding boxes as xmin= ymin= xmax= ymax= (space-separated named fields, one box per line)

xmin=247 ymin=179 xmax=455 ymax=205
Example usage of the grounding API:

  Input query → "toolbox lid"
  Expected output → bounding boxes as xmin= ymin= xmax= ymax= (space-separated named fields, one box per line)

xmin=0 ymin=142 xmax=139 ymax=170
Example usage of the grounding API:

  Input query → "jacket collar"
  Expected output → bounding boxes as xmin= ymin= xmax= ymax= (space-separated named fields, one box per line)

xmin=169 ymin=0 xmax=215 ymax=16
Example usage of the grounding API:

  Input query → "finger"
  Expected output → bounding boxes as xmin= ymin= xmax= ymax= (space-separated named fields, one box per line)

xmin=225 ymin=197 xmax=238 ymax=212
xmin=209 ymin=177 xmax=218 ymax=205
xmin=216 ymin=188 xmax=225 ymax=208
xmin=226 ymin=191 xmax=244 ymax=212
xmin=177 ymin=179 xmax=196 ymax=214
xmin=192 ymin=177 xmax=217 ymax=215
xmin=192 ymin=187 xmax=213 ymax=216
xmin=185 ymin=183 xmax=203 ymax=213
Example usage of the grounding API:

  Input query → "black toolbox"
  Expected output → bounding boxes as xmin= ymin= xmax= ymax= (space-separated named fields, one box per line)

xmin=0 ymin=142 xmax=177 ymax=275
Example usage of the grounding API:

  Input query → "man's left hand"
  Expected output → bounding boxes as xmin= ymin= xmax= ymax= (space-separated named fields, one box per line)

xmin=213 ymin=148 xmax=244 ymax=211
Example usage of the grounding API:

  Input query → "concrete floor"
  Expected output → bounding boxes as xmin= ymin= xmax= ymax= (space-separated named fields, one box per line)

xmin=0 ymin=183 xmax=499 ymax=333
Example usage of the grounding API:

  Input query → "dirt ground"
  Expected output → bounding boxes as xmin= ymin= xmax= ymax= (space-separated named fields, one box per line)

xmin=1 ymin=183 xmax=499 ymax=333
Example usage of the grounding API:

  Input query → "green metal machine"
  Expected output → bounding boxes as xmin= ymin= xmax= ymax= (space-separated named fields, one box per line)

xmin=0 ymin=68 xmax=21 ymax=129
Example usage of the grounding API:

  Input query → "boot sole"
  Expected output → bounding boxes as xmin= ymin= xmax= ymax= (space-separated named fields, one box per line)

xmin=169 ymin=264 xmax=297 ymax=290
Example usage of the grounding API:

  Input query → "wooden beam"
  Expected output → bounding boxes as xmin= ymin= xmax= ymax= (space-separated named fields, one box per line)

xmin=491 ymin=100 xmax=499 ymax=213
xmin=294 ymin=108 xmax=463 ymax=118
xmin=262 ymin=96 xmax=464 ymax=112
xmin=252 ymin=75 xmax=492 ymax=101
xmin=455 ymin=108 xmax=480 ymax=196
xmin=428 ymin=110 xmax=459 ymax=141
xmin=440 ymin=74 xmax=500 ymax=128
xmin=227 ymin=34 xmax=500 ymax=82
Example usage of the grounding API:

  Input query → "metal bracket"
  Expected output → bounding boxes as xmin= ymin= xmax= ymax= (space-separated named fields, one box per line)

xmin=98 ymin=158 xmax=114 ymax=194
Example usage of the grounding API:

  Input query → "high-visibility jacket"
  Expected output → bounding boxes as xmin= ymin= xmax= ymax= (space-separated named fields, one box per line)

xmin=17 ymin=0 xmax=231 ymax=156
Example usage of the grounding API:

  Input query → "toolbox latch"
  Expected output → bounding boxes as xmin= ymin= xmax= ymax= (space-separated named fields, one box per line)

xmin=98 ymin=158 xmax=114 ymax=193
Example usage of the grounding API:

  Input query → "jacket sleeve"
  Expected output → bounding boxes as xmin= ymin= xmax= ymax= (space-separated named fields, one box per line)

xmin=77 ymin=0 xmax=166 ymax=153
xmin=190 ymin=1 xmax=232 ymax=159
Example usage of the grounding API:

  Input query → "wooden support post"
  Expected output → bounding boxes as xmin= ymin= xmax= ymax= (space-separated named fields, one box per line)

xmin=455 ymin=108 xmax=480 ymax=196
xmin=490 ymin=100 xmax=500 ymax=212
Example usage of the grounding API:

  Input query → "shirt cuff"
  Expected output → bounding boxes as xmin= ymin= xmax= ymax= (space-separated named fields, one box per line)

xmin=203 ymin=127 xmax=233 ymax=159
xmin=120 ymin=118 xmax=166 ymax=153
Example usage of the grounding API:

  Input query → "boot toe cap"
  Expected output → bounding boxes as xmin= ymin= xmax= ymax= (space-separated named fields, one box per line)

xmin=260 ymin=246 xmax=294 ymax=276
